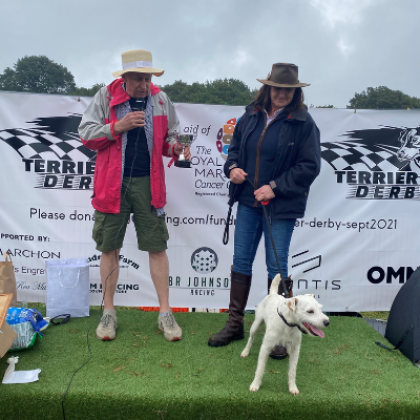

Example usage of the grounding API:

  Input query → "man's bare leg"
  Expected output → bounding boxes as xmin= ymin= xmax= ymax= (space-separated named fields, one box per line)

xmin=149 ymin=250 xmax=170 ymax=313
xmin=100 ymin=249 xmax=120 ymax=310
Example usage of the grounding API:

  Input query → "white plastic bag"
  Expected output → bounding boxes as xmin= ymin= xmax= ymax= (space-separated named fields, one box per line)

xmin=45 ymin=258 xmax=90 ymax=318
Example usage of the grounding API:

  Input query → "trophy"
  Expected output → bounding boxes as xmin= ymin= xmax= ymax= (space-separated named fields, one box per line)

xmin=175 ymin=133 xmax=197 ymax=168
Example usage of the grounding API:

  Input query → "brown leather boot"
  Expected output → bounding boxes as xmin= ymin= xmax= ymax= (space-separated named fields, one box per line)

xmin=208 ymin=271 xmax=252 ymax=347
xmin=268 ymin=275 xmax=293 ymax=360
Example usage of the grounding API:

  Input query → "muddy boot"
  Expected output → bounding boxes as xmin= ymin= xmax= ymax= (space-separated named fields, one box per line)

xmin=268 ymin=275 xmax=294 ymax=360
xmin=208 ymin=271 xmax=252 ymax=347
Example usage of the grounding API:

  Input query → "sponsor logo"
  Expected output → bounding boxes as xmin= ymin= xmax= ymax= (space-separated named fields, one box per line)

xmin=33 ymin=281 xmax=47 ymax=291
xmin=87 ymin=253 xmax=140 ymax=270
xmin=216 ymin=118 xmax=238 ymax=161
xmin=89 ymin=283 xmax=140 ymax=294
xmin=191 ymin=247 xmax=218 ymax=273
xmin=169 ymin=247 xmax=228 ymax=296
xmin=322 ymin=125 xmax=420 ymax=200
xmin=17 ymin=280 xmax=47 ymax=290
xmin=291 ymin=250 xmax=341 ymax=297
xmin=292 ymin=250 xmax=322 ymax=273
xmin=0 ymin=248 xmax=60 ymax=259
xmin=16 ymin=280 xmax=30 ymax=290
xmin=0 ymin=115 xmax=96 ymax=190
xmin=367 ymin=266 xmax=418 ymax=284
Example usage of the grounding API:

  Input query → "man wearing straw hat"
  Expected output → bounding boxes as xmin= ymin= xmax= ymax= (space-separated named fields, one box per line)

xmin=79 ymin=49 xmax=189 ymax=342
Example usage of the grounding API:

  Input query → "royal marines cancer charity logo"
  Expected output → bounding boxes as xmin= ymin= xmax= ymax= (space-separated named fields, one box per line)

xmin=216 ymin=118 xmax=239 ymax=161
xmin=321 ymin=125 xmax=420 ymax=200
xmin=0 ymin=115 xmax=95 ymax=190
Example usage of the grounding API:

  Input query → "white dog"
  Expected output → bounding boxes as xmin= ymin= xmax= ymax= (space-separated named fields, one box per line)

xmin=240 ymin=274 xmax=330 ymax=394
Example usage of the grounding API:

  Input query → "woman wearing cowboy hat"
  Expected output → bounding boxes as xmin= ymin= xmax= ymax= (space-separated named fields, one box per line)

xmin=208 ymin=63 xmax=321 ymax=359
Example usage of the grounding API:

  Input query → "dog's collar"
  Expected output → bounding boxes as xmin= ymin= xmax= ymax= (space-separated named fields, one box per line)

xmin=277 ymin=309 xmax=307 ymax=334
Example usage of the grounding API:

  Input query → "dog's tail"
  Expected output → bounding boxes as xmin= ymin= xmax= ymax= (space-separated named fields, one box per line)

xmin=269 ymin=273 xmax=282 ymax=296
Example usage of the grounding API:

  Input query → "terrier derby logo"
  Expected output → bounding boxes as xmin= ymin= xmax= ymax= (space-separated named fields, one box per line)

xmin=321 ymin=125 xmax=420 ymax=200
xmin=0 ymin=115 xmax=96 ymax=190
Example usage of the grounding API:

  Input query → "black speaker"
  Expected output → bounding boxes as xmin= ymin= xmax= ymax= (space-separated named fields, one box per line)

xmin=384 ymin=267 xmax=420 ymax=363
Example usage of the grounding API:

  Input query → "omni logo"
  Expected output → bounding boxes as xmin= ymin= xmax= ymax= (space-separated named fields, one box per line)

xmin=191 ymin=247 xmax=218 ymax=274
xmin=216 ymin=118 xmax=238 ymax=161
xmin=367 ymin=266 xmax=417 ymax=284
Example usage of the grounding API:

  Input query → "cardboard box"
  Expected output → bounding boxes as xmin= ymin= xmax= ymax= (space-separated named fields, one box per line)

xmin=0 ymin=293 xmax=17 ymax=358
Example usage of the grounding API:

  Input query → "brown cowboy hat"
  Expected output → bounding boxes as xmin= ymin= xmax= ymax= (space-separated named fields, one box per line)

xmin=257 ymin=63 xmax=310 ymax=88
xmin=112 ymin=49 xmax=164 ymax=78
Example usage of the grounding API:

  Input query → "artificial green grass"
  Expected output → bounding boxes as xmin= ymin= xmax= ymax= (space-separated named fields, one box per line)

xmin=0 ymin=310 xmax=419 ymax=420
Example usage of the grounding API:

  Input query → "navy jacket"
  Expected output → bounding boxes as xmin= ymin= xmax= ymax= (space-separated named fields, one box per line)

xmin=225 ymin=103 xmax=321 ymax=219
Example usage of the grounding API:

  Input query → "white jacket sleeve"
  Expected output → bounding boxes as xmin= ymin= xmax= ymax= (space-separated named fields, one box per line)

xmin=78 ymin=86 xmax=115 ymax=144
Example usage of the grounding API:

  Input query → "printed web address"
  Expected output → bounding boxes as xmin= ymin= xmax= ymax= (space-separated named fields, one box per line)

xmin=166 ymin=214 xmax=235 ymax=227
xmin=296 ymin=218 xmax=397 ymax=232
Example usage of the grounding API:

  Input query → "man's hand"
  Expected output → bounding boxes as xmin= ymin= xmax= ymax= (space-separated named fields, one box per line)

xmin=174 ymin=144 xmax=191 ymax=160
xmin=254 ymin=185 xmax=275 ymax=202
xmin=230 ymin=168 xmax=248 ymax=184
xmin=113 ymin=111 xmax=145 ymax=135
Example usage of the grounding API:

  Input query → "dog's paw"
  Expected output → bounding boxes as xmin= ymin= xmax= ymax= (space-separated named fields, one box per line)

xmin=289 ymin=386 xmax=300 ymax=395
xmin=249 ymin=381 xmax=260 ymax=392
xmin=240 ymin=350 xmax=249 ymax=358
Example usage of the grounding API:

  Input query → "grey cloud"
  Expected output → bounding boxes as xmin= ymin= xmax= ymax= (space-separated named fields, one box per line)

xmin=0 ymin=0 xmax=419 ymax=108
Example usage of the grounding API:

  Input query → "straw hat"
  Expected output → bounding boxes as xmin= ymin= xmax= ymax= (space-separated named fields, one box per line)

xmin=112 ymin=49 xmax=164 ymax=78
xmin=257 ymin=63 xmax=310 ymax=88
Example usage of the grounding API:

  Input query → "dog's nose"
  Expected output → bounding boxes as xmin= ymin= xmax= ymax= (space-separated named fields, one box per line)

xmin=324 ymin=320 xmax=330 ymax=327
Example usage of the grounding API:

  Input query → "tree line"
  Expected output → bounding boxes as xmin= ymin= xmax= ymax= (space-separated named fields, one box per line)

xmin=1 ymin=55 xmax=419 ymax=109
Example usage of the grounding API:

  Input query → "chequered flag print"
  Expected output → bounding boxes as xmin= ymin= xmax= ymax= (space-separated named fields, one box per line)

xmin=0 ymin=115 xmax=96 ymax=162
xmin=321 ymin=126 xmax=410 ymax=172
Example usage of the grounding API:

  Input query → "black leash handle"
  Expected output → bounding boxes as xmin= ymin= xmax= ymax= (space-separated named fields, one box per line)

xmin=223 ymin=206 xmax=232 ymax=245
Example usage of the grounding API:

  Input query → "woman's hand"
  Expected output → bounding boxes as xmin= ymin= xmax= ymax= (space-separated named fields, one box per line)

xmin=173 ymin=144 xmax=191 ymax=160
xmin=230 ymin=168 xmax=248 ymax=184
xmin=254 ymin=185 xmax=275 ymax=202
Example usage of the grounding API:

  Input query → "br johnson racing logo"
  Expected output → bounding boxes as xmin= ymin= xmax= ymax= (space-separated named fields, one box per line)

xmin=191 ymin=247 xmax=218 ymax=274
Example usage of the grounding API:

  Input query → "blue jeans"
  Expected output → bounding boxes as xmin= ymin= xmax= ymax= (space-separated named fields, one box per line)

xmin=232 ymin=204 xmax=296 ymax=280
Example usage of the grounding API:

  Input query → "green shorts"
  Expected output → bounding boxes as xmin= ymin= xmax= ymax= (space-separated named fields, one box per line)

xmin=92 ymin=176 xmax=169 ymax=252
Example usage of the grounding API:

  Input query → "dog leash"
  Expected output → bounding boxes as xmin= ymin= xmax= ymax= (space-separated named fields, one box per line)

xmin=246 ymin=178 xmax=290 ymax=297
xmin=222 ymin=177 xmax=290 ymax=297
xmin=375 ymin=327 xmax=412 ymax=352
xmin=277 ymin=308 xmax=307 ymax=334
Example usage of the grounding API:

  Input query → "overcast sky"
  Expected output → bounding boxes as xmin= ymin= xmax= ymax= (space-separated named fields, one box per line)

xmin=1 ymin=0 xmax=419 ymax=108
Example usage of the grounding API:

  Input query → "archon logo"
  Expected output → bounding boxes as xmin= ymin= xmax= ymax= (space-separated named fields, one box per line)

xmin=191 ymin=247 xmax=218 ymax=273
xmin=0 ymin=115 xmax=96 ymax=190
xmin=216 ymin=118 xmax=239 ymax=161
xmin=321 ymin=125 xmax=420 ymax=200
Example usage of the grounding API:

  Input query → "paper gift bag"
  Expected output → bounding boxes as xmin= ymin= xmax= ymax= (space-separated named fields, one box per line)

xmin=0 ymin=294 xmax=18 ymax=358
xmin=0 ymin=253 xmax=17 ymax=307
xmin=45 ymin=258 xmax=90 ymax=318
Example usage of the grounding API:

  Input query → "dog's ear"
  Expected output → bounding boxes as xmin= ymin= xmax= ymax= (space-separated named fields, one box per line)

xmin=287 ymin=297 xmax=298 ymax=312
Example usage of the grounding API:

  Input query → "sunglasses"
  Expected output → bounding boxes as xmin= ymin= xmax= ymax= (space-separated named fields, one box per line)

xmin=50 ymin=314 xmax=71 ymax=326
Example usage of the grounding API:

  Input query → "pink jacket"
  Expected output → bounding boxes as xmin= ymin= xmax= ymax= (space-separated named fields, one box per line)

xmin=79 ymin=79 xmax=180 ymax=213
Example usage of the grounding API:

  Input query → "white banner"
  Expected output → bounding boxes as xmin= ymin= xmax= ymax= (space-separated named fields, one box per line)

xmin=0 ymin=91 xmax=419 ymax=311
